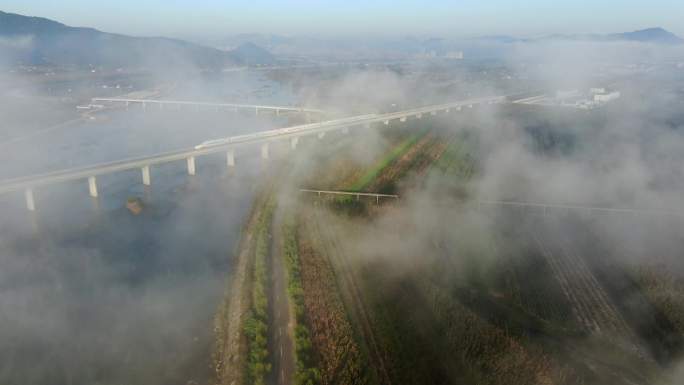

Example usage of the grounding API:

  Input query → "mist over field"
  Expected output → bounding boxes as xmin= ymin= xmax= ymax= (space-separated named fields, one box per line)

xmin=1 ymin=5 xmax=684 ymax=385
xmin=274 ymin=40 xmax=684 ymax=383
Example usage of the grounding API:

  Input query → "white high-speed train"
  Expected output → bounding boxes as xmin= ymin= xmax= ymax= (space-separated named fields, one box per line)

xmin=194 ymin=128 xmax=297 ymax=150
xmin=194 ymin=114 xmax=379 ymax=150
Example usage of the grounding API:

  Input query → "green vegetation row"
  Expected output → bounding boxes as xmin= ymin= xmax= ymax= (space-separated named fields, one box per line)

xmin=325 ymin=129 xmax=428 ymax=212
xmin=348 ymin=130 xmax=425 ymax=192
xmin=424 ymin=281 xmax=557 ymax=385
xmin=244 ymin=201 xmax=275 ymax=385
xmin=282 ymin=220 xmax=321 ymax=385
xmin=359 ymin=260 xmax=557 ymax=385
xmin=212 ymin=193 xmax=271 ymax=385
xmin=634 ymin=266 xmax=684 ymax=335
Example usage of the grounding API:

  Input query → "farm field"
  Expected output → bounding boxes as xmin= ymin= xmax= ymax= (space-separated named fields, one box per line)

xmin=5 ymin=6 xmax=684 ymax=385
xmin=212 ymin=108 xmax=684 ymax=385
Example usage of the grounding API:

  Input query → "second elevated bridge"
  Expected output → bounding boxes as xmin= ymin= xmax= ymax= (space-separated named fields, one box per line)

xmin=90 ymin=97 xmax=326 ymax=116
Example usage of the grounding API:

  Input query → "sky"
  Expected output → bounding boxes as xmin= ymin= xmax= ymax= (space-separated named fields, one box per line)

xmin=3 ymin=0 xmax=684 ymax=40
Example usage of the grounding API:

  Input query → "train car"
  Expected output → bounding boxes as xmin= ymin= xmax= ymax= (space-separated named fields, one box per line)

xmin=194 ymin=138 xmax=231 ymax=150
xmin=193 ymin=113 xmax=380 ymax=150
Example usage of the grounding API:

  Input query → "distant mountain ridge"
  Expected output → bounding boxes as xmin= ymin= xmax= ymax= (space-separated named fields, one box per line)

xmin=2 ymin=10 xmax=679 ymax=69
xmin=0 ymin=10 xmax=86 ymax=35
xmin=613 ymin=27 xmax=684 ymax=44
xmin=475 ymin=27 xmax=684 ymax=45
xmin=230 ymin=42 xmax=276 ymax=65
xmin=0 ymin=10 xmax=276 ymax=68
xmin=205 ymin=27 xmax=683 ymax=62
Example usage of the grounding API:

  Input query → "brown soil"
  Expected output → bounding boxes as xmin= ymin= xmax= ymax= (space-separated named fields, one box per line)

xmin=306 ymin=208 xmax=393 ymax=384
xmin=269 ymin=207 xmax=296 ymax=385
xmin=297 ymin=210 xmax=370 ymax=385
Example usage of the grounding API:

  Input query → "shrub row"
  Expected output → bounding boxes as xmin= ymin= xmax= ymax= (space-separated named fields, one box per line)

xmin=244 ymin=203 xmax=274 ymax=385
xmin=283 ymin=222 xmax=321 ymax=385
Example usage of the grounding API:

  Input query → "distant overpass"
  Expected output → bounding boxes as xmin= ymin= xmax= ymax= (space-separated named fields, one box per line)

xmin=91 ymin=98 xmax=326 ymax=115
xmin=1 ymin=95 xmax=505 ymax=211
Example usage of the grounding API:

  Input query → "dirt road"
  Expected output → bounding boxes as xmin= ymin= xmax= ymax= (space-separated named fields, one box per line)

xmin=214 ymin=200 xmax=263 ymax=385
xmin=268 ymin=207 xmax=295 ymax=385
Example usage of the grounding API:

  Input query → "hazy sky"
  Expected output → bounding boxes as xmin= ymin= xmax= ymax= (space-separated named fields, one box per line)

xmin=3 ymin=0 xmax=684 ymax=39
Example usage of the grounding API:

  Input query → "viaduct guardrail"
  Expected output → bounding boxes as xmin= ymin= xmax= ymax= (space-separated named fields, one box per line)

xmin=300 ymin=189 xmax=399 ymax=204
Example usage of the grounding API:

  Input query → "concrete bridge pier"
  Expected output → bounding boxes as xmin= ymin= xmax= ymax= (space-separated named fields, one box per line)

xmin=445 ymin=108 xmax=450 ymax=113
xmin=261 ymin=143 xmax=270 ymax=160
xmin=317 ymin=131 xmax=326 ymax=139
xmin=400 ymin=116 xmax=407 ymax=122
xmin=341 ymin=127 xmax=349 ymax=134
xmin=141 ymin=165 xmax=151 ymax=186
xmin=25 ymin=188 xmax=35 ymax=211
xmin=383 ymin=120 xmax=389 ymax=125
xmin=226 ymin=150 xmax=235 ymax=167
xmin=276 ymin=109 xmax=280 ymax=116
xmin=187 ymin=156 xmax=196 ymax=175
xmin=416 ymin=113 xmax=423 ymax=119
xmin=142 ymin=102 xmax=146 ymax=112
xmin=90 ymin=193 xmax=101 ymax=212
xmin=430 ymin=111 xmax=437 ymax=116
xmin=290 ymin=137 xmax=299 ymax=150
xmin=255 ymin=107 xmax=259 ymax=116
xmin=456 ymin=106 xmax=462 ymax=111
xmin=88 ymin=176 xmax=98 ymax=198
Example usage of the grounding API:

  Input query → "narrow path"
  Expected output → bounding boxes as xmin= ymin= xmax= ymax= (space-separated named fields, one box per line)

xmin=268 ymin=207 xmax=295 ymax=385
xmin=215 ymin=200 xmax=265 ymax=385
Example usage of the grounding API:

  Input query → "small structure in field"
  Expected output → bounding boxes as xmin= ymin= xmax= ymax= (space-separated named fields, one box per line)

xmin=126 ymin=197 xmax=144 ymax=215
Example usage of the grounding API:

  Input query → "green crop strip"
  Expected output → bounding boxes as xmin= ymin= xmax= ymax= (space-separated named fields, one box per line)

xmin=348 ymin=131 xmax=424 ymax=192
xmin=282 ymin=220 xmax=321 ymax=385
xmin=244 ymin=202 xmax=275 ymax=385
